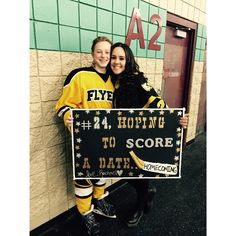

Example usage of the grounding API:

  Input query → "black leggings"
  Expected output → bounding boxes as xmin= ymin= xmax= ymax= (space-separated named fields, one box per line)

xmin=126 ymin=179 xmax=149 ymax=209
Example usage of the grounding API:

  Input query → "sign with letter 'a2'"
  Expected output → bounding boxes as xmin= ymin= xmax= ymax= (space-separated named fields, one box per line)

xmin=71 ymin=108 xmax=185 ymax=179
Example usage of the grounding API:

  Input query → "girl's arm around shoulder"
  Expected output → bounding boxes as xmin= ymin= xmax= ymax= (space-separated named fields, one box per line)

xmin=136 ymin=74 xmax=168 ymax=109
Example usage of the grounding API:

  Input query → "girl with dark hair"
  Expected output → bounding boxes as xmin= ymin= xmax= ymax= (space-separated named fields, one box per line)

xmin=108 ymin=42 xmax=189 ymax=227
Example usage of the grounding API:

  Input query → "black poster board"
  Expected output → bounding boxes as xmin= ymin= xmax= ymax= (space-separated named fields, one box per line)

xmin=71 ymin=108 xmax=185 ymax=179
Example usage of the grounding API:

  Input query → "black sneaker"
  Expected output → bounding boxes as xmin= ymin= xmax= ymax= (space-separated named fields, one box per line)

xmin=93 ymin=191 xmax=116 ymax=218
xmin=81 ymin=205 xmax=100 ymax=236
xmin=143 ymin=187 xmax=156 ymax=213
xmin=126 ymin=209 xmax=144 ymax=227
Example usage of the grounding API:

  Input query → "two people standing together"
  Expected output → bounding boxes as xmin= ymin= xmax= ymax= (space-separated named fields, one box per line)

xmin=56 ymin=36 xmax=189 ymax=236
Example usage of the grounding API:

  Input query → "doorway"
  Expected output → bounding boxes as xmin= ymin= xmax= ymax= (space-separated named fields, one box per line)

xmin=162 ymin=14 xmax=197 ymax=109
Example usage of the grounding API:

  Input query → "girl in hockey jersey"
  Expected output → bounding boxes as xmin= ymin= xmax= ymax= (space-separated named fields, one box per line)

xmin=108 ymin=42 xmax=189 ymax=227
xmin=56 ymin=36 xmax=116 ymax=236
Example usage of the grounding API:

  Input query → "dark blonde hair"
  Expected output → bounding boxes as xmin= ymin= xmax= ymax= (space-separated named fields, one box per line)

xmin=91 ymin=36 xmax=112 ymax=52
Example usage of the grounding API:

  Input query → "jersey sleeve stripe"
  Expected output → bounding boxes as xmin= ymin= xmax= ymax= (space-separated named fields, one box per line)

xmin=143 ymin=96 xmax=157 ymax=108
xmin=57 ymin=106 xmax=71 ymax=118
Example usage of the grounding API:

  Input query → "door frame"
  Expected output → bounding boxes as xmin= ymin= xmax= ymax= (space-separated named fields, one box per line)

xmin=165 ymin=13 xmax=197 ymax=112
xmin=165 ymin=13 xmax=197 ymax=145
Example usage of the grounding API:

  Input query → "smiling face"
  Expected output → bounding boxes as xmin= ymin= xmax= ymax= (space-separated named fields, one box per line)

xmin=110 ymin=46 xmax=126 ymax=75
xmin=92 ymin=41 xmax=111 ymax=73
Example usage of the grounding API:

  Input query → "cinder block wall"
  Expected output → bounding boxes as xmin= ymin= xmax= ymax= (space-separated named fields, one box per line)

xmin=30 ymin=0 xmax=206 ymax=230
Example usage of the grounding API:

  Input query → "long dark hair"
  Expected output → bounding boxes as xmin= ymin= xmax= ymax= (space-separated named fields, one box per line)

xmin=107 ymin=42 xmax=143 ymax=79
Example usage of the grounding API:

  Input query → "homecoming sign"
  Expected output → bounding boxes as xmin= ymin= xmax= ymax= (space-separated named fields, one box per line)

xmin=71 ymin=108 xmax=185 ymax=179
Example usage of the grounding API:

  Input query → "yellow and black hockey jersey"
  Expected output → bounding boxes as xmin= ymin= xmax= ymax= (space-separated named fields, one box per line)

xmin=56 ymin=67 xmax=114 ymax=128
xmin=113 ymin=73 xmax=167 ymax=109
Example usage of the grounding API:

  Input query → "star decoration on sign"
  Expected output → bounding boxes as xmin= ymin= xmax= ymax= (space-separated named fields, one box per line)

xmin=128 ymin=171 xmax=134 ymax=176
xmin=159 ymin=110 xmax=165 ymax=115
xmin=176 ymin=140 xmax=181 ymax=146
xmin=174 ymin=156 xmax=179 ymax=161
xmin=155 ymin=174 xmax=160 ymax=178
xmin=77 ymin=172 xmax=84 ymax=176
xmin=85 ymin=110 xmax=90 ymax=114
xmin=76 ymin=153 xmax=82 ymax=158
xmin=138 ymin=174 xmax=144 ymax=178
xmin=129 ymin=110 xmax=134 ymax=114
xmin=75 ymin=114 xmax=79 ymax=118
xmin=139 ymin=111 xmax=144 ymax=116
xmin=178 ymin=111 xmax=182 ymax=116
xmin=96 ymin=111 xmax=100 ymax=116
xmin=176 ymin=147 xmax=180 ymax=153
xmin=76 ymin=163 xmax=80 ymax=167
xmin=106 ymin=110 xmax=111 ymax=114
xmin=75 ymin=145 xmax=80 ymax=150
xmin=177 ymin=132 xmax=181 ymax=137
xmin=169 ymin=109 xmax=174 ymax=114
xmin=149 ymin=109 xmax=155 ymax=114
xmin=176 ymin=127 xmax=181 ymax=132
xmin=117 ymin=111 xmax=122 ymax=116
xmin=74 ymin=128 xmax=79 ymax=134
xmin=76 ymin=122 xmax=80 ymax=127
xmin=76 ymin=138 xmax=82 ymax=143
